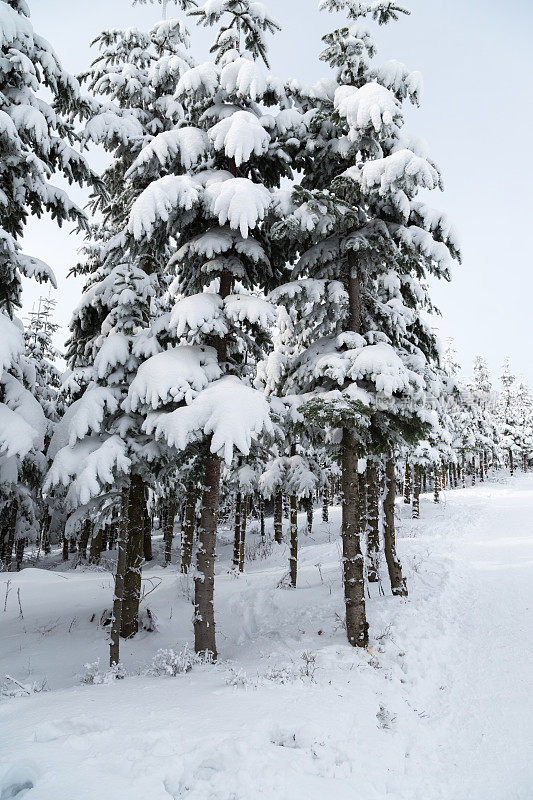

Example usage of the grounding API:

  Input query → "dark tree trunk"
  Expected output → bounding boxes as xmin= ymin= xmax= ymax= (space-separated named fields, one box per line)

xmin=383 ymin=457 xmax=407 ymax=596
xmin=110 ymin=487 xmax=129 ymax=667
xmin=289 ymin=493 xmax=298 ymax=587
xmin=412 ymin=464 xmax=421 ymax=519
xmin=305 ymin=498 xmax=313 ymax=535
xmin=403 ymin=461 xmax=412 ymax=504
xmin=322 ymin=481 xmax=330 ymax=522
xmin=259 ymin=497 xmax=265 ymax=540
xmin=238 ymin=495 xmax=248 ymax=572
xmin=461 ymin=453 xmax=466 ymax=488
xmin=89 ymin=527 xmax=102 ymax=565
xmin=274 ymin=492 xmax=283 ymax=543
xmin=163 ymin=499 xmax=176 ymax=567
xmin=341 ymin=428 xmax=368 ymax=646
xmin=62 ymin=535 xmax=69 ymax=561
xmin=15 ymin=536 xmax=24 ymax=571
xmin=2 ymin=500 xmax=17 ymax=570
xmin=471 ymin=458 xmax=476 ymax=486
xmin=143 ymin=491 xmax=152 ymax=561
xmin=41 ymin=512 xmax=51 ymax=554
xmin=78 ymin=519 xmax=91 ymax=561
xmin=194 ymin=446 xmax=220 ymax=659
xmin=433 ymin=464 xmax=441 ymax=503
xmin=121 ymin=474 xmax=144 ymax=639
xmin=181 ymin=487 xmax=196 ymax=574
xmin=233 ymin=492 xmax=242 ymax=569
xmin=366 ymin=463 xmax=380 ymax=582
xmin=509 ymin=449 xmax=514 ymax=476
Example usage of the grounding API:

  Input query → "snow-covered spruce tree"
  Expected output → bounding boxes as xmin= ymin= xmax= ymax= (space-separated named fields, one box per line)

xmin=268 ymin=0 xmax=460 ymax=644
xmin=123 ymin=0 xmax=294 ymax=657
xmin=0 ymin=0 xmax=95 ymax=568
xmin=46 ymin=9 xmax=200 ymax=650
xmin=23 ymin=295 xmax=65 ymax=553
xmin=498 ymin=358 xmax=520 ymax=475
xmin=469 ymin=355 xmax=500 ymax=474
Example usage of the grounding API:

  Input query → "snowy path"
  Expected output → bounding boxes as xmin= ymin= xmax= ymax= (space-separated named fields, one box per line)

xmin=1 ymin=473 xmax=533 ymax=799
xmin=440 ymin=474 xmax=533 ymax=798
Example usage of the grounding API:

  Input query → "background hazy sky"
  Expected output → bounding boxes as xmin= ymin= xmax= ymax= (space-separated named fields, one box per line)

xmin=22 ymin=0 xmax=533 ymax=385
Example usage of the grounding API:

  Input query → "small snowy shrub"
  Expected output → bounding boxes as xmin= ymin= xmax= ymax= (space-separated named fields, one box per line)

xmin=1 ymin=675 xmax=48 ymax=699
xmin=245 ymin=535 xmax=273 ymax=563
xmin=224 ymin=666 xmax=255 ymax=688
xmin=78 ymin=659 xmax=126 ymax=685
xmin=139 ymin=607 xmax=158 ymax=632
xmin=147 ymin=644 xmax=198 ymax=677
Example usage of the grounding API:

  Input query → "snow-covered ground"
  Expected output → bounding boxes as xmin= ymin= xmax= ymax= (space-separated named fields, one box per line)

xmin=1 ymin=473 xmax=532 ymax=799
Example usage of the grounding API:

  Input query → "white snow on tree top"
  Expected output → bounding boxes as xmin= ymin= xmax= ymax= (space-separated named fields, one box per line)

xmin=127 ymin=346 xmax=221 ymax=412
xmin=126 ymin=127 xmax=210 ymax=178
xmin=224 ymin=294 xmax=276 ymax=328
xmin=208 ymin=110 xmax=270 ymax=167
xmin=335 ymin=81 xmax=400 ymax=134
xmin=220 ymin=57 xmax=268 ymax=102
xmin=170 ymin=293 xmax=228 ymax=339
xmin=205 ymin=177 xmax=272 ymax=237
xmin=129 ymin=175 xmax=202 ymax=240
xmin=145 ymin=375 xmax=273 ymax=465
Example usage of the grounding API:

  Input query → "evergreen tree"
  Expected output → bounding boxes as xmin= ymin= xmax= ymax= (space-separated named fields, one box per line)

xmin=0 ymin=0 xmax=94 ymax=568
xmin=267 ymin=0 xmax=460 ymax=645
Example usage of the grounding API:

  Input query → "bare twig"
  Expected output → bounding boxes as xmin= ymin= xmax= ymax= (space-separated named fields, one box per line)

xmin=3 ymin=580 xmax=11 ymax=612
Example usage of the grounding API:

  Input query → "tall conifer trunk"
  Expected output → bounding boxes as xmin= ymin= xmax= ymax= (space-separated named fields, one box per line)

xmin=340 ymin=255 xmax=368 ymax=647
xmin=110 ymin=487 xmax=129 ymax=666
xmin=383 ymin=457 xmax=407 ymax=596
xmin=193 ymin=271 xmax=232 ymax=659
xmin=274 ymin=492 xmax=283 ymax=543
xmin=181 ymin=486 xmax=196 ymax=574
xmin=412 ymin=464 xmax=421 ymax=519
xmin=403 ymin=461 xmax=412 ymax=504
xmin=322 ymin=481 xmax=330 ymax=522
xmin=163 ymin=499 xmax=176 ymax=566
xmin=3 ymin=500 xmax=17 ymax=570
xmin=366 ymin=463 xmax=380 ymax=582
xmin=194 ymin=446 xmax=220 ymax=659
xmin=238 ymin=495 xmax=248 ymax=572
xmin=121 ymin=474 xmax=144 ymax=639
xmin=232 ymin=492 xmax=242 ymax=568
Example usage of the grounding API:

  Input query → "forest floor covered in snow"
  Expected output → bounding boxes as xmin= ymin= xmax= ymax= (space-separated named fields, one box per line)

xmin=1 ymin=472 xmax=533 ymax=799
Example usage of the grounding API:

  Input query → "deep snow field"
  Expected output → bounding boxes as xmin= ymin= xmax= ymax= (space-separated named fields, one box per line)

xmin=1 ymin=473 xmax=533 ymax=800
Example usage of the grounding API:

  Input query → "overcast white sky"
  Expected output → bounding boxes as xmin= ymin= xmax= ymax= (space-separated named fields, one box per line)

xmin=22 ymin=0 xmax=533 ymax=386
